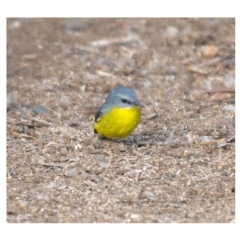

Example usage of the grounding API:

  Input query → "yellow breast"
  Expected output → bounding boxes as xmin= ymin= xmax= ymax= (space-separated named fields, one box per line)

xmin=94 ymin=106 xmax=141 ymax=139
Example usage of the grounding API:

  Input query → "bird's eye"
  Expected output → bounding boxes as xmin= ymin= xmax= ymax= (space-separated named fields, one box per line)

xmin=121 ymin=99 xmax=131 ymax=104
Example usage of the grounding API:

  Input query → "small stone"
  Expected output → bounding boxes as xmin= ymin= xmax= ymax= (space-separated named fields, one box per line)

xmin=66 ymin=18 xmax=89 ymax=31
xmin=166 ymin=26 xmax=179 ymax=38
xmin=202 ymin=45 xmax=219 ymax=59
xmin=199 ymin=135 xmax=214 ymax=142
xmin=64 ymin=169 xmax=77 ymax=177
xmin=18 ymin=200 xmax=28 ymax=210
xmin=33 ymin=105 xmax=49 ymax=115
xmin=7 ymin=95 xmax=16 ymax=110
xmin=223 ymin=104 xmax=235 ymax=111
xmin=10 ymin=21 xmax=21 ymax=29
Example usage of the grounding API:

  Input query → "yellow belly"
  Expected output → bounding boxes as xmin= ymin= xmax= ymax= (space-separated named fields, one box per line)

xmin=94 ymin=106 xmax=141 ymax=139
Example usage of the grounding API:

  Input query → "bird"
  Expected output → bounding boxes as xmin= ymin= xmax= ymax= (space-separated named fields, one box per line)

xmin=94 ymin=86 xmax=144 ymax=139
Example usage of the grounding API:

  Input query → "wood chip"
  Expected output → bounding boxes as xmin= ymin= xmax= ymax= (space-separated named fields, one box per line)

xmin=202 ymin=45 xmax=219 ymax=59
xmin=22 ymin=54 xmax=38 ymax=60
xmin=186 ymin=64 xmax=209 ymax=74
xmin=140 ymin=190 xmax=159 ymax=201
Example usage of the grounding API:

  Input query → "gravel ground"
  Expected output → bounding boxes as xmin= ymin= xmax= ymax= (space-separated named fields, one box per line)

xmin=7 ymin=18 xmax=235 ymax=223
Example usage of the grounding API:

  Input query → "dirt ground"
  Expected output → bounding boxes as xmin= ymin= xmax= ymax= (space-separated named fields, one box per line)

xmin=7 ymin=18 xmax=235 ymax=223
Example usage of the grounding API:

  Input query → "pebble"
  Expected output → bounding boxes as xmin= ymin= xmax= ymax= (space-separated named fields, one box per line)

xmin=33 ymin=105 xmax=49 ymax=115
xmin=223 ymin=104 xmax=235 ymax=111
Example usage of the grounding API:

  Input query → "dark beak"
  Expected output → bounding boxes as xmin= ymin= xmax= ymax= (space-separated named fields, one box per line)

xmin=135 ymin=100 xmax=145 ymax=108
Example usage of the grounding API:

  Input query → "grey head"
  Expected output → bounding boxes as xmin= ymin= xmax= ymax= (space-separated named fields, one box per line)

xmin=95 ymin=86 xmax=143 ymax=121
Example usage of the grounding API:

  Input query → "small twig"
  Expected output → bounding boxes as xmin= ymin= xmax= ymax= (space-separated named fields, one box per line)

xmin=11 ymin=131 xmax=36 ymax=139
xmin=226 ymin=135 xmax=235 ymax=143
xmin=37 ymin=159 xmax=63 ymax=168
xmin=196 ymin=56 xmax=229 ymax=68
xmin=203 ymin=87 xmax=235 ymax=94
xmin=16 ymin=118 xmax=52 ymax=127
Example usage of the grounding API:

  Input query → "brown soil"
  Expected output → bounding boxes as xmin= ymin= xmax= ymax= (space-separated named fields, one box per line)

xmin=7 ymin=18 xmax=235 ymax=223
